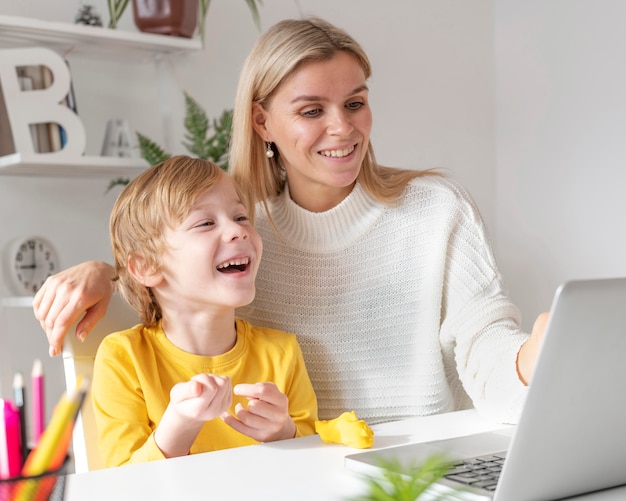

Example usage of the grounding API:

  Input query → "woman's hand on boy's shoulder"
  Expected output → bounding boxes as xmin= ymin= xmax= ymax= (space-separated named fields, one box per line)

xmin=221 ymin=382 xmax=296 ymax=443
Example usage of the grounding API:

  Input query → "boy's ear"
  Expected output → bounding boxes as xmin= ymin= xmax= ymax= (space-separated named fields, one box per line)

xmin=251 ymin=102 xmax=270 ymax=141
xmin=128 ymin=253 xmax=162 ymax=287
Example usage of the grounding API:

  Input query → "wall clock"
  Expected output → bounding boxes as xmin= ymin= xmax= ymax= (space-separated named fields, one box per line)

xmin=3 ymin=236 xmax=59 ymax=296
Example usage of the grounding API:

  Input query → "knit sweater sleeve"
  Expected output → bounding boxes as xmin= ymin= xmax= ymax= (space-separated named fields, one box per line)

xmin=435 ymin=178 xmax=529 ymax=424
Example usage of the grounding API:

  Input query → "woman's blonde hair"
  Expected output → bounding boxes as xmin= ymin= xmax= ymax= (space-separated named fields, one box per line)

xmin=229 ymin=17 xmax=435 ymax=214
xmin=110 ymin=156 xmax=245 ymax=326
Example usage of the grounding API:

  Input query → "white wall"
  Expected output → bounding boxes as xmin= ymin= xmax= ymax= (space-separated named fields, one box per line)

xmin=0 ymin=0 xmax=495 ymax=428
xmin=494 ymin=0 xmax=626 ymax=329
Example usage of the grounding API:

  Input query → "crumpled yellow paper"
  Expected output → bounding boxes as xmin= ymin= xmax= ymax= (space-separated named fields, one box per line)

xmin=315 ymin=411 xmax=374 ymax=449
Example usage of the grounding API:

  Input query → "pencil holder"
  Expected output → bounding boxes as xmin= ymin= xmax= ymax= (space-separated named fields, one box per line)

xmin=0 ymin=455 xmax=69 ymax=501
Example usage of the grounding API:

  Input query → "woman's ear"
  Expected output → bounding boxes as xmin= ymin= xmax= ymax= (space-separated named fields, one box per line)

xmin=128 ymin=253 xmax=162 ymax=287
xmin=251 ymin=102 xmax=270 ymax=141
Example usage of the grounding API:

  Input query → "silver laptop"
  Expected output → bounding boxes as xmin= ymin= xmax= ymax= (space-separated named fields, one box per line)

xmin=345 ymin=277 xmax=626 ymax=500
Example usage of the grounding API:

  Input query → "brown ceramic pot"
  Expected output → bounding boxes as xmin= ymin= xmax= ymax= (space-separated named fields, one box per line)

xmin=132 ymin=0 xmax=199 ymax=38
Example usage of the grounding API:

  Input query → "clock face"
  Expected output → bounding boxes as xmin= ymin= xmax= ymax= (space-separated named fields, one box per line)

xmin=6 ymin=237 xmax=59 ymax=295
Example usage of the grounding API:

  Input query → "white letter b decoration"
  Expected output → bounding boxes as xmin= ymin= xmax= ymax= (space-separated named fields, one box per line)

xmin=0 ymin=47 xmax=86 ymax=158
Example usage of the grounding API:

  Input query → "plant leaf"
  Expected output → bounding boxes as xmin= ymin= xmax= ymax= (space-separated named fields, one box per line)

xmin=350 ymin=454 xmax=455 ymax=501
xmin=182 ymin=92 xmax=210 ymax=158
xmin=136 ymin=132 xmax=171 ymax=166
xmin=244 ymin=0 xmax=263 ymax=30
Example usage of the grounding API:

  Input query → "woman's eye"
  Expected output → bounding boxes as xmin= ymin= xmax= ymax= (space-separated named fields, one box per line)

xmin=347 ymin=100 xmax=365 ymax=110
xmin=301 ymin=108 xmax=322 ymax=118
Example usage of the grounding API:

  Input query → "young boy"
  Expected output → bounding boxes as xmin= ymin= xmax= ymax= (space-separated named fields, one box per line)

xmin=92 ymin=156 xmax=318 ymax=467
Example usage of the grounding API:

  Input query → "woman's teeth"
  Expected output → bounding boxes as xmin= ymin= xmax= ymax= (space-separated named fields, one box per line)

xmin=320 ymin=146 xmax=355 ymax=158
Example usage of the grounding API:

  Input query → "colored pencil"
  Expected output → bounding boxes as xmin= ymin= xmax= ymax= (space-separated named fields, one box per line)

xmin=21 ymin=376 xmax=87 ymax=477
xmin=31 ymin=360 xmax=45 ymax=446
xmin=0 ymin=399 xmax=23 ymax=479
xmin=12 ymin=372 xmax=28 ymax=463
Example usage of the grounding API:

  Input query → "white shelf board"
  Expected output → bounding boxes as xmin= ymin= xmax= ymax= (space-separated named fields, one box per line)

xmin=1 ymin=296 xmax=34 ymax=308
xmin=0 ymin=153 xmax=149 ymax=177
xmin=0 ymin=15 xmax=202 ymax=58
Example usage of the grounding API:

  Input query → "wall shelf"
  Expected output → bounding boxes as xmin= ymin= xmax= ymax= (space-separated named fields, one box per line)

xmin=0 ymin=15 xmax=191 ymax=177
xmin=0 ymin=14 xmax=202 ymax=59
xmin=1 ymin=296 xmax=33 ymax=308
xmin=0 ymin=153 xmax=148 ymax=177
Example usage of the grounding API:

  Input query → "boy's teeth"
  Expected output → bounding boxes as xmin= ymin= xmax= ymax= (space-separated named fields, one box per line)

xmin=217 ymin=258 xmax=249 ymax=269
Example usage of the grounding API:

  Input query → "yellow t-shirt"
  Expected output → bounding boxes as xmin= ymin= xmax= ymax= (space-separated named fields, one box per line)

xmin=92 ymin=318 xmax=318 ymax=467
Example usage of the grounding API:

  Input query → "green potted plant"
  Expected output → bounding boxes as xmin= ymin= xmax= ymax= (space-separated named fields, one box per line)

xmin=107 ymin=0 xmax=262 ymax=41
xmin=351 ymin=455 xmax=455 ymax=501
xmin=107 ymin=91 xmax=232 ymax=192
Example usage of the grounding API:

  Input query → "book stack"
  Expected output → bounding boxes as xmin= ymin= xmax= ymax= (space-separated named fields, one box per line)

xmin=0 ymin=60 xmax=77 ymax=156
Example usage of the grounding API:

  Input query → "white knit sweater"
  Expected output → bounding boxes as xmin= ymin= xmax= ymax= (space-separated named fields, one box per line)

xmin=237 ymin=175 xmax=529 ymax=425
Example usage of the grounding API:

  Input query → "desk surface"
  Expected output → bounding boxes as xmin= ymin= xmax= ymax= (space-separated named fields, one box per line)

xmin=65 ymin=409 xmax=626 ymax=501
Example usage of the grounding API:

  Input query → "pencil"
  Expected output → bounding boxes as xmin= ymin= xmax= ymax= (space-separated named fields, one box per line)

xmin=31 ymin=359 xmax=45 ymax=446
xmin=0 ymin=399 xmax=23 ymax=479
xmin=13 ymin=377 xmax=88 ymax=501
xmin=12 ymin=372 xmax=28 ymax=463
xmin=21 ymin=376 xmax=88 ymax=477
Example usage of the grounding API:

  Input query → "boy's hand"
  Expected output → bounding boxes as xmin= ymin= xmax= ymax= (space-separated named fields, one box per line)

xmin=170 ymin=374 xmax=232 ymax=422
xmin=156 ymin=374 xmax=232 ymax=458
xmin=222 ymin=382 xmax=296 ymax=443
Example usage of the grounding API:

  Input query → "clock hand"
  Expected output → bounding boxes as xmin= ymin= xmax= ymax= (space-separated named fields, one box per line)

xmin=19 ymin=264 xmax=37 ymax=269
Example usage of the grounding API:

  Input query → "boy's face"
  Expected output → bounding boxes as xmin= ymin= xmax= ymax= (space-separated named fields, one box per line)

xmin=155 ymin=175 xmax=263 ymax=312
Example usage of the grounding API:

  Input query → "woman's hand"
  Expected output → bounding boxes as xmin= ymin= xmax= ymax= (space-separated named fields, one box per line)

xmin=222 ymin=382 xmax=296 ymax=443
xmin=517 ymin=311 xmax=550 ymax=385
xmin=33 ymin=261 xmax=116 ymax=357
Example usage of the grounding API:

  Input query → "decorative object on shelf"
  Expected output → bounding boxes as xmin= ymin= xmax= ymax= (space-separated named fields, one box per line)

xmin=107 ymin=92 xmax=232 ymax=191
xmin=2 ymin=236 xmax=59 ymax=296
xmin=107 ymin=0 xmax=131 ymax=29
xmin=132 ymin=0 xmax=199 ymax=39
xmin=105 ymin=0 xmax=262 ymax=43
xmin=75 ymin=4 xmax=104 ymax=27
xmin=0 ymin=47 xmax=86 ymax=159
xmin=101 ymin=118 xmax=135 ymax=157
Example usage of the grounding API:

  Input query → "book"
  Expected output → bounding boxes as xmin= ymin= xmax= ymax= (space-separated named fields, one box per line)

xmin=40 ymin=65 xmax=63 ymax=152
xmin=0 ymin=82 xmax=15 ymax=156
xmin=16 ymin=74 xmax=44 ymax=153
xmin=16 ymin=66 xmax=50 ymax=153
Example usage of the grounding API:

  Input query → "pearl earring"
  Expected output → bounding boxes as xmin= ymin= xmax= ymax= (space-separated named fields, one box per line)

xmin=265 ymin=142 xmax=275 ymax=158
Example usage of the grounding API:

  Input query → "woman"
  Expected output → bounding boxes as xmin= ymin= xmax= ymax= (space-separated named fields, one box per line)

xmin=34 ymin=17 xmax=545 ymax=425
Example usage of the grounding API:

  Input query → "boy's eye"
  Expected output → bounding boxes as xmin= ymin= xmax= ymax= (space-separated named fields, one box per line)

xmin=236 ymin=215 xmax=249 ymax=222
xmin=196 ymin=220 xmax=214 ymax=228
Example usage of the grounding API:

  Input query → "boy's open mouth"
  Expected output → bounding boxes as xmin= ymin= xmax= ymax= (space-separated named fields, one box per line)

xmin=216 ymin=257 xmax=250 ymax=274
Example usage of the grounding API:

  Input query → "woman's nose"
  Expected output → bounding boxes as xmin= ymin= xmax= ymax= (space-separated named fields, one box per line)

xmin=327 ymin=109 xmax=353 ymax=136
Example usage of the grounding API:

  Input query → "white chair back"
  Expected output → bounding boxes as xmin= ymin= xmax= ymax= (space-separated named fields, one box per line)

xmin=62 ymin=293 xmax=139 ymax=472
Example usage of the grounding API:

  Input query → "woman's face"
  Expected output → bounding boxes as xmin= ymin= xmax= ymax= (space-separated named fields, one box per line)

xmin=254 ymin=51 xmax=372 ymax=212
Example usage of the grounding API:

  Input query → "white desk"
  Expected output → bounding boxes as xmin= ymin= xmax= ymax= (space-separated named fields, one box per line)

xmin=65 ymin=409 xmax=626 ymax=500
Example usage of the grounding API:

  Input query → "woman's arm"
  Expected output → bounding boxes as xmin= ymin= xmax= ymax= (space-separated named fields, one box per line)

xmin=33 ymin=260 xmax=116 ymax=356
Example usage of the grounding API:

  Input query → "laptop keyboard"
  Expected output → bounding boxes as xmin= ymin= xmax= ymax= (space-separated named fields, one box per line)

xmin=444 ymin=452 xmax=508 ymax=492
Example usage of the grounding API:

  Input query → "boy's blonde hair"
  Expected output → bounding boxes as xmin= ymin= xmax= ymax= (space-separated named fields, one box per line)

xmin=110 ymin=156 xmax=246 ymax=326
xmin=229 ymin=17 xmax=435 ymax=215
